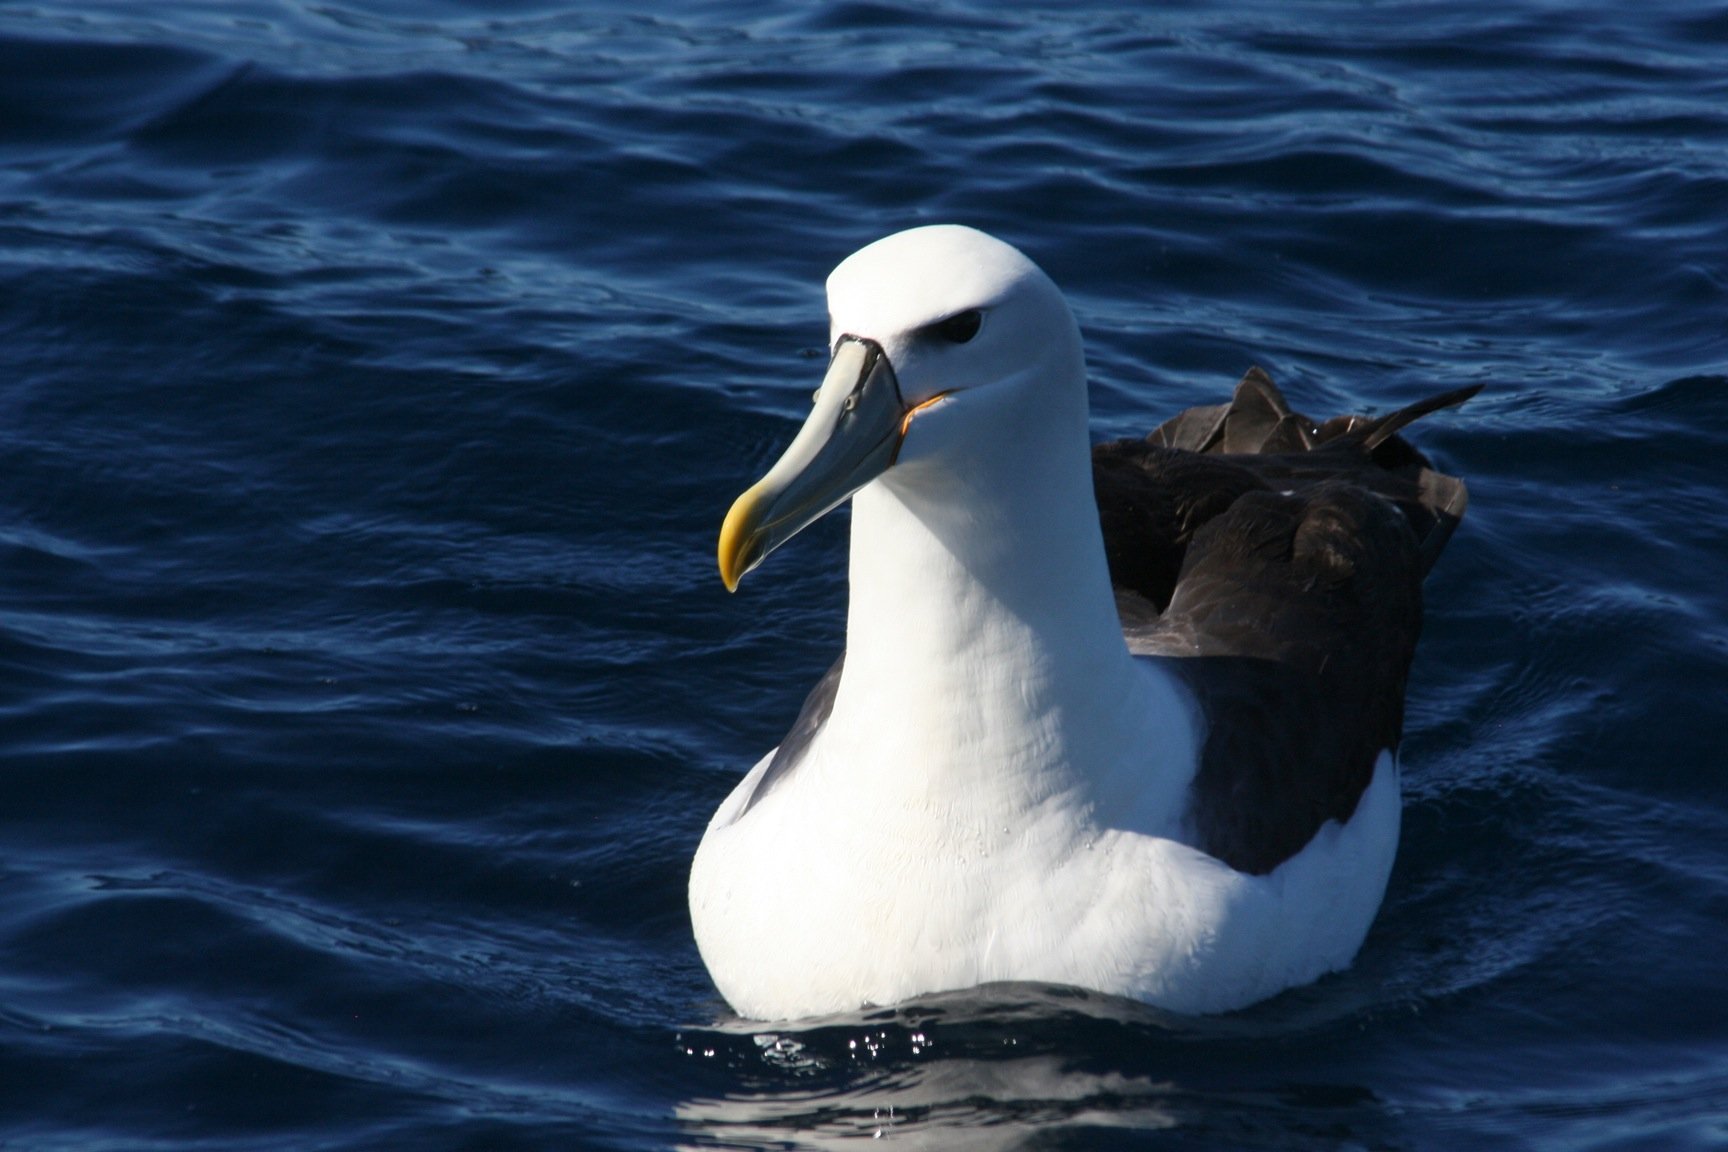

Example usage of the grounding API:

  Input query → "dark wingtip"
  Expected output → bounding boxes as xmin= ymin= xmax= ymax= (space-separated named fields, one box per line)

xmin=1415 ymin=471 xmax=1470 ymax=576
xmin=1361 ymin=383 xmax=1484 ymax=452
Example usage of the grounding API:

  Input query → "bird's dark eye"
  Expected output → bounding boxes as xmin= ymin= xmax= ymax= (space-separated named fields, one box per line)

xmin=928 ymin=309 xmax=983 ymax=344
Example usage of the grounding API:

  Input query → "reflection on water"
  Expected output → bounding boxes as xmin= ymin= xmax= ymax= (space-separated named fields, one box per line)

xmin=680 ymin=1054 xmax=1178 ymax=1148
xmin=673 ymin=985 xmax=1388 ymax=1149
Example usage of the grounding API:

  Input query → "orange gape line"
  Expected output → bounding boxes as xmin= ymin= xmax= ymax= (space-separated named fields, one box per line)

xmin=890 ymin=391 xmax=953 ymax=466
xmin=899 ymin=391 xmax=953 ymax=437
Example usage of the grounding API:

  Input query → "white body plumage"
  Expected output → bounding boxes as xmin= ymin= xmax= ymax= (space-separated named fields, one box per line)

xmin=691 ymin=225 xmax=1402 ymax=1021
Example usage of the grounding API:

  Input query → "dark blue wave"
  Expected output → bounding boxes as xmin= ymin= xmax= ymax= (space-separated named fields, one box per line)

xmin=2 ymin=0 xmax=1726 ymax=1148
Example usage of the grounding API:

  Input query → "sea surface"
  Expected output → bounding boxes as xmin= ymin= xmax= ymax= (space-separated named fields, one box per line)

xmin=2 ymin=1 xmax=1726 ymax=1148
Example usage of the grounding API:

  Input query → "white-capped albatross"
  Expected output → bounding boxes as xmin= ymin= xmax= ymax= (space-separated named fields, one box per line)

xmin=690 ymin=224 xmax=1476 ymax=1021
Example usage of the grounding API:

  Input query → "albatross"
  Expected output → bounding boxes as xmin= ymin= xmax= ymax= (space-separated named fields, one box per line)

xmin=690 ymin=225 xmax=1476 ymax=1021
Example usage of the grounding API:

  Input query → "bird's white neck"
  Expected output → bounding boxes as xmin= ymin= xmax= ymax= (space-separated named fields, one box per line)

xmin=816 ymin=390 xmax=1198 ymax=834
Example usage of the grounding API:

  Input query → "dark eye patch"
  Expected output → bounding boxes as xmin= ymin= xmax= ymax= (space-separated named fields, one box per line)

xmin=926 ymin=309 xmax=983 ymax=344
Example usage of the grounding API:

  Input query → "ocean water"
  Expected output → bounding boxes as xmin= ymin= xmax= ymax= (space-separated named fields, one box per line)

xmin=2 ymin=0 xmax=1726 ymax=1147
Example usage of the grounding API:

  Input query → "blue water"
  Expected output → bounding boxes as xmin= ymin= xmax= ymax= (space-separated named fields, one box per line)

xmin=2 ymin=1 xmax=1726 ymax=1147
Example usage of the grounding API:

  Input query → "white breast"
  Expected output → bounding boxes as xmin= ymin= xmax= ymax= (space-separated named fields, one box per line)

xmin=690 ymin=738 xmax=1399 ymax=1020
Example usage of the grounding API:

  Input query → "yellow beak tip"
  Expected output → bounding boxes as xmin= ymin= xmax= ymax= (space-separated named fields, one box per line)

xmin=718 ymin=485 xmax=765 ymax=593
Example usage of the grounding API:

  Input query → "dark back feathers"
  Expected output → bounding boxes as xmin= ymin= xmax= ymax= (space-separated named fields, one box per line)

xmin=1095 ymin=368 xmax=1476 ymax=873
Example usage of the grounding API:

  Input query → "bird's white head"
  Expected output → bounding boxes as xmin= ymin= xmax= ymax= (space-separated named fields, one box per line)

xmin=719 ymin=225 xmax=1086 ymax=589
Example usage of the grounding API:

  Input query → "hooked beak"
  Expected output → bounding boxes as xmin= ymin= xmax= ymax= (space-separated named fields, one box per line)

xmin=719 ymin=337 xmax=933 ymax=591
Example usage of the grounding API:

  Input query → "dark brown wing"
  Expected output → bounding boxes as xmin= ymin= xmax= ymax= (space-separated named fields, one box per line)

xmin=1094 ymin=369 xmax=1477 ymax=874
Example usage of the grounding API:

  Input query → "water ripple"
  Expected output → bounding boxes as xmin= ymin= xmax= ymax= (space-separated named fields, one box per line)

xmin=3 ymin=1 xmax=1727 ymax=1148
